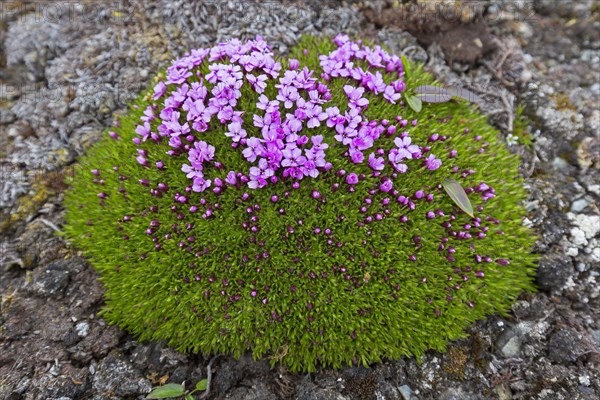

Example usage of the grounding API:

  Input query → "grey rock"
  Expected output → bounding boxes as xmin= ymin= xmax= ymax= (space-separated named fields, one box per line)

xmin=6 ymin=121 xmax=34 ymax=138
xmin=90 ymin=396 xmax=120 ymax=400
xmin=494 ymin=384 xmax=512 ymax=400
xmin=496 ymin=322 xmax=535 ymax=358
xmin=75 ymin=321 xmax=90 ymax=338
xmin=130 ymin=342 xmax=163 ymax=370
xmin=591 ymin=330 xmax=600 ymax=347
xmin=29 ymin=261 xmax=71 ymax=298
xmin=35 ymin=372 xmax=90 ymax=400
xmin=569 ymin=213 xmax=600 ymax=240
xmin=6 ymin=15 xmax=69 ymax=82
xmin=438 ymin=387 xmax=475 ymax=400
xmin=378 ymin=382 xmax=402 ymax=400
xmin=399 ymin=384 xmax=419 ymax=400
xmin=92 ymin=351 xmax=151 ymax=397
xmin=222 ymin=381 xmax=278 ymax=400
xmin=212 ymin=355 xmax=270 ymax=394
xmin=548 ymin=328 xmax=592 ymax=364
xmin=579 ymin=385 xmax=597 ymax=398
xmin=62 ymin=330 xmax=81 ymax=347
xmin=536 ymin=252 xmax=575 ymax=292
xmin=0 ymin=109 xmax=16 ymax=125
xmin=296 ymin=380 xmax=349 ymax=400
xmin=571 ymin=198 xmax=590 ymax=213
xmin=159 ymin=347 xmax=189 ymax=367
xmin=536 ymin=105 xmax=584 ymax=141
xmin=534 ymin=0 xmax=596 ymax=18
xmin=169 ymin=366 xmax=190 ymax=385
xmin=498 ymin=333 xmax=522 ymax=358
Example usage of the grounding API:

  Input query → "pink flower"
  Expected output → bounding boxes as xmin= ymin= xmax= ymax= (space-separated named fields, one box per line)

xmin=424 ymin=154 xmax=442 ymax=170
xmin=346 ymin=173 xmax=359 ymax=185
xmin=343 ymin=85 xmax=369 ymax=108
xmin=368 ymin=153 xmax=385 ymax=171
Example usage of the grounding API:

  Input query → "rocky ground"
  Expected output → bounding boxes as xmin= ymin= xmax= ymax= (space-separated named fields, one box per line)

xmin=0 ymin=1 xmax=598 ymax=399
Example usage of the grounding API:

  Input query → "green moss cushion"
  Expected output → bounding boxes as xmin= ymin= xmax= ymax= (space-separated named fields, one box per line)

xmin=63 ymin=35 xmax=537 ymax=372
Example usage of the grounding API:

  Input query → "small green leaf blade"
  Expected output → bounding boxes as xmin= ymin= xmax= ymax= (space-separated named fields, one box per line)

xmin=195 ymin=379 xmax=208 ymax=391
xmin=185 ymin=395 xmax=195 ymax=400
xmin=442 ymin=178 xmax=474 ymax=218
xmin=146 ymin=383 xmax=185 ymax=399
xmin=405 ymin=94 xmax=422 ymax=113
xmin=401 ymin=55 xmax=410 ymax=78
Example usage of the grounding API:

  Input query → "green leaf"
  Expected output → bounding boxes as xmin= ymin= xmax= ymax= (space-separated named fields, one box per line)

xmin=185 ymin=395 xmax=195 ymax=400
xmin=442 ymin=178 xmax=475 ymax=218
xmin=401 ymin=55 xmax=410 ymax=79
xmin=195 ymin=379 xmax=208 ymax=391
xmin=146 ymin=384 xmax=185 ymax=399
xmin=405 ymin=94 xmax=422 ymax=113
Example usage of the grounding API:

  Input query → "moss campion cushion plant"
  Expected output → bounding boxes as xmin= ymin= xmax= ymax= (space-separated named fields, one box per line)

xmin=63 ymin=35 xmax=537 ymax=372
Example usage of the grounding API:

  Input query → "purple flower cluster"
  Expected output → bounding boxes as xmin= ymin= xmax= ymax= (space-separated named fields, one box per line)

xmin=133 ymin=35 xmax=442 ymax=193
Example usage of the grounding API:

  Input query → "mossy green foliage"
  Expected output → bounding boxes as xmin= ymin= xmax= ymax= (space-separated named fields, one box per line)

xmin=63 ymin=36 xmax=537 ymax=372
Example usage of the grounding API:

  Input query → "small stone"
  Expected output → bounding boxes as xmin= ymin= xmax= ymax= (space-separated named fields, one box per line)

xmin=92 ymin=351 xmax=151 ymax=397
xmin=7 ymin=121 xmax=34 ymax=138
xmin=566 ymin=247 xmax=579 ymax=257
xmin=551 ymin=157 xmax=568 ymax=170
xmin=29 ymin=261 xmax=71 ymax=298
xmin=75 ymin=321 xmax=90 ymax=338
xmin=571 ymin=227 xmax=588 ymax=246
xmin=571 ymin=213 xmax=600 ymax=239
xmin=537 ymin=253 xmax=575 ymax=292
xmin=399 ymin=384 xmax=419 ymax=400
xmin=438 ymin=387 xmax=474 ymax=400
xmin=496 ymin=322 xmax=533 ymax=358
xmin=548 ymin=328 xmax=593 ymax=364
xmin=571 ymin=198 xmax=589 ymax=213
xmin=0 ymin=109 xmax=16 ymax=125
xmin=577 ymin=136 xmax=600 ymax=172
xmin=579 ymin=375 xmax=591 ymax=386
xmin=494 ymin=384 xmax=512 ymax=400
xmin=498 ymin=333 xmax=521 ymax=358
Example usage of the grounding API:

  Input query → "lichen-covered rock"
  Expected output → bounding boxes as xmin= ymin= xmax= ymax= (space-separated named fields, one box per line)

xmin=92 ymin=351 xmax=152 ymax=397
xmin=63 ymin=35 xmax=537 ymax=372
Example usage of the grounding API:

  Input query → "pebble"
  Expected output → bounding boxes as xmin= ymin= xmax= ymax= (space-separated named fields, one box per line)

xmin=438 ymin=387 xmax=474 ymax=400
xmin=494 ymin=384 xmax=512 ymax=400
xmin=0 ymin=109 xmax=16 ymax=125
xmin=551 ymin=157 xmax=569 ymax=170
xmin=591 ymin=330 xmax=600 ymax=347
xmin=573 ymin=214 xmax=600 ymax=239
xmin=92 ymin=352 xmax=151 ymax=397
xmin=76 ymin=321 xmax=90 ymax=338
xmin=399 ymin=384 xmax=419 ymax=400
xmin=548 ymin=328 xmax=592 ymax=364
xmin=571 ymin=227 xmax=589 ymax=246
xmin=29 ymin=261 xmax=71 ymax=298
xmin=537 ymin=253 xmax=575 ymax=292
xmin=571 ymin=198 xmax=590 ymax=213
xmin=496 ymin=322 xmax=535 ymax=358
xmin=7 ymin=121 xmax=34 ymax=138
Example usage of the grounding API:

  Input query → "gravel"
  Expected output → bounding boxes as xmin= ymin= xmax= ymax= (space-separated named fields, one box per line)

xmin=1 ymin=1 xmax=599 ymax=399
